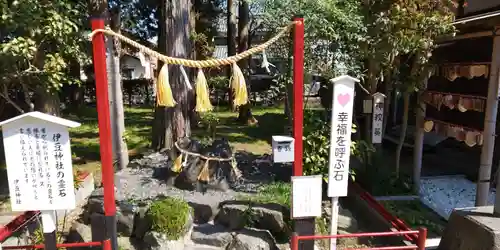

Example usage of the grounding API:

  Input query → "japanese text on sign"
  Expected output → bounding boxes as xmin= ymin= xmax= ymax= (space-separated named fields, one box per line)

xmin=372 ymin=94 xmax=385 ymax=144
xmin=328 ymin=76 xmax=355 ymax=198
xmin=3 ymin=121 xmax=76 ymax=211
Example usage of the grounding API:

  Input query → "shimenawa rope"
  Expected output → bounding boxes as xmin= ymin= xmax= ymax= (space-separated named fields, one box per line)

xmin=88 ymin=21 xmax=300 ymax=68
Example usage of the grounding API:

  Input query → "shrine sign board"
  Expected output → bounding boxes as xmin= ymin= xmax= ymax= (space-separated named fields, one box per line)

xmin=291 ymin=175 xmax=322 ymax=218
xmin=328 ymin=75 xmax=357 ymax=198
xmin=0 ymin=112 xmax=80 ymax=211
xmin=371 ymin=93 xmax=386 ymax=144
xmin=272 ymin=136 xmax=294 ymax=163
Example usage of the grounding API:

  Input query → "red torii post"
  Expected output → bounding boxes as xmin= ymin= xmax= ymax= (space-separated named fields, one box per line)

xmin=90 ymin=16 xmax=118 ymax=250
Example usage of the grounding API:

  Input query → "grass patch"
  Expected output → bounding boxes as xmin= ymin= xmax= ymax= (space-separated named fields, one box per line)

xmin=193 ymin=105 xmax=286 ymax=155
xmin=379 ymin=200 xmax=447 ymax=237
xmin=147 ymin=197 xmax=192 ymax=240
xmin=237 ymin=182 xmax=291 ymax=207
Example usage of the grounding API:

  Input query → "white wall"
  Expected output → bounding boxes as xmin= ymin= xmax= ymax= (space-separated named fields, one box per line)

xmin=121 ymin=55 xmax=152 ymax=79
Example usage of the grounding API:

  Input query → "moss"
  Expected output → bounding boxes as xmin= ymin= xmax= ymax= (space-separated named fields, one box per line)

xmin=146 ymin=197 xmax=191 ymax=240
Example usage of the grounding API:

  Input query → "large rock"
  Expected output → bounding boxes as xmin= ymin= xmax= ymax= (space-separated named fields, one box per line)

xmin=143 ymin=231 xmax=185 ymax=250
xmin=216 ymin=201 xmax=290 ymax=236
xmin=438 ymin=206 xmax=500 ymax=250
xmin=132 ymin=206 xmax=152 ymax=239
xmin=117 ymin=236 xmax=139 ymax=250
xmin=65 ymin=222 xmax=93 ymax=250
xmin=117 ymin=210 xmax=135 ymax=237
xmin=191 ymin=224 xmax=233 ymax=248
xmin=227 ymin=228 xmax=278 ymax=250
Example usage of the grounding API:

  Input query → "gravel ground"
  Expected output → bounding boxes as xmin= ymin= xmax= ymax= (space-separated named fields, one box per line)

xmin=114 ymin=151 xmax=292 ymax=208
xmin=420 ymin=175 xmax=495 ymax=220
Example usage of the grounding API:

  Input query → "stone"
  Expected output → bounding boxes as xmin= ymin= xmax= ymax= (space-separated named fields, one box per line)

xmin=191 ymin=224 xmax=233 ymax=248
xmin=438 ymin=206 xmax=500 ymax=250
xmin=65 ymin=222 xmax=94 ymax=250
xmin=188 ymin=202 xmax=217 ymax=224
xmin=183 ymin=243 xmax=221 ymax=250
xmin=117 ymin=236 xmax=139 ymax=250
xmin=117 ymin=210 xmax=135 ymax=237
xmin=87 ymin=189 xmax=106 ymax=215
xmin=90 ymin=213 xmax=106 ymax=243
xmin=216 ymin=201 xmax=290 ymax=236
xmin=132 ymin=206 xmax=152 ymax=239
xmin=227 ymin=228 xmax=278 ymax=250
xmin=143 ymin=231 xmax=186 ymax=250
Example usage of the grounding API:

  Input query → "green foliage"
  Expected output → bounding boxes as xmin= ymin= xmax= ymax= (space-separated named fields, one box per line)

xmin=238 ymin=182 xmax=291 ymax=207
xmin=146 ymin=197 xmax=192 ymax=240
xmin=199 ymin=113 xmax=220 ymax=140
xmin=302 ymin=110 xmax=373 ymax=179
xmin=261 ymin=0 xmax=366 ymax=78
xmin=0 ymin=0 xmax=88 ymax=91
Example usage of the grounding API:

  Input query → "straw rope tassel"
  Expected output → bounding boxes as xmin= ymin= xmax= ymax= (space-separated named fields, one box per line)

xmin=231 ymin=63 xmax=248 ymax=107
xmin=156 ymin=64 xmax=176 ymax=107
xmin=172 ymin=154 xmax=183 ymax=173
xmin=195 ymin=69 xmax=213 ymax=112
xmin=197 ymin=160 xmax=210 ymax=182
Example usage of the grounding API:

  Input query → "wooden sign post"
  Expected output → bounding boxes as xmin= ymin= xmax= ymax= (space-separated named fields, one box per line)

xmin=0 ymin=112 xmax=80 ymax=250
xmin=328 ymin=75 xmax=357 ymax=250
xmin=371 ymin=93 xmax=386 ymax=144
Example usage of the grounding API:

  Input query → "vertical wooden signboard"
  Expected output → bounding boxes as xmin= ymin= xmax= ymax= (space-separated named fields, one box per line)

xmin=0 ymin=112 xmax=80 ymax=250
xmin=328 ymin=75 xmax=358 ymax=250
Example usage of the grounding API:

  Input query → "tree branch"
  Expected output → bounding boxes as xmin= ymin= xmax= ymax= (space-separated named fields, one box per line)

xmin=0 ymin=84 xmax=24 ymax=113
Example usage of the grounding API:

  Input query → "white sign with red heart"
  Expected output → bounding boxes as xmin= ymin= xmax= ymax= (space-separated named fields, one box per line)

xmin=327 ymin=75 xmax=357 ymax=198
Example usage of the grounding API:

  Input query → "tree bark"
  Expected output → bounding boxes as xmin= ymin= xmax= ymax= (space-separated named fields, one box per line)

xmin=107 ymin=6 xmax=129 ymax=169
xmin=227 ymin=0 xmax=237 ymax=104
xmin=395 ymin=91 xmax=409 ymax=177
xmin=236 ymin=0 xmax=257 ymax=125
xmin=152 ymin=0 xmax=193 ymax=150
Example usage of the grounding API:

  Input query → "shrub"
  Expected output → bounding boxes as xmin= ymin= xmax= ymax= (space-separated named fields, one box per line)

xmin=146 ymin=197 xmax=191 ymax=240
xmin=302 ymin=110 xmax=373 ymax=180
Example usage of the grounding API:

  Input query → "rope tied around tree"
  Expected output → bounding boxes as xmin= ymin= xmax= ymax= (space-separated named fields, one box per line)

xmin=88 ymin=21 xmax=301 ymax=111
xmin=173 ymin=141 xmax=242 ymax=182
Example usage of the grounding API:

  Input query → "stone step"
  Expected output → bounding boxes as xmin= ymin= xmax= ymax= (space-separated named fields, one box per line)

xmin=183 ymin=243 xmax=221 ymax=250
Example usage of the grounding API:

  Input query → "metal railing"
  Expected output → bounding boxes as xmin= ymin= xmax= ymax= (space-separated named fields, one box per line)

xmin=2 ymin=239 xmax=111 ymax=250
xmin=291 ymin=228 xmax=427 ymax=250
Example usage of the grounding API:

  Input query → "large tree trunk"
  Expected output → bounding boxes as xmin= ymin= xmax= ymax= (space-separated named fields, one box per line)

xmin=107 ymin=6 xmax=129 ymax=169
xmin=34 ymin=90 xmax=60 ymax=116
xmin=152 ymin=0 xmax=193 ymax=150
xmin=227 ymin=0 xmax=237 ymax=105
xmin=236 ymin=0 xmax=257 ymax=125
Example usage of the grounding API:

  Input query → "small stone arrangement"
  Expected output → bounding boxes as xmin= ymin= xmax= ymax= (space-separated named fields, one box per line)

xmin=64 ymin=137 xmax=295 ymax=250
xmin=67 ymin=188 xmax=292 ymax=250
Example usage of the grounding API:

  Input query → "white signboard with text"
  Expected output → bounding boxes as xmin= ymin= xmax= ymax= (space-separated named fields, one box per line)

xmin=328 ymin=76 xmax=357 ymax=198
xmin=272 ymin=136 xmax=294 ymax=163
xmin=291 ymin=175 xmax=322 ymax=218
xmin=371 ymin=93 xmax=385 ymax=144
xmin=0 ymin=112 xmax=80 ymax=211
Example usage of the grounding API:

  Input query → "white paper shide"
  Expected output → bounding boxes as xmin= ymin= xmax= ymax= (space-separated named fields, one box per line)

xmin=0 ymin=112 xmax=80 ymax=211
xmin=328 ymin=76 xmax=356 ymax=198
xmin=371 ymin=93 xmax=385 ymax=144
xmin=291 ymin=175 xmax=322 ymax=218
